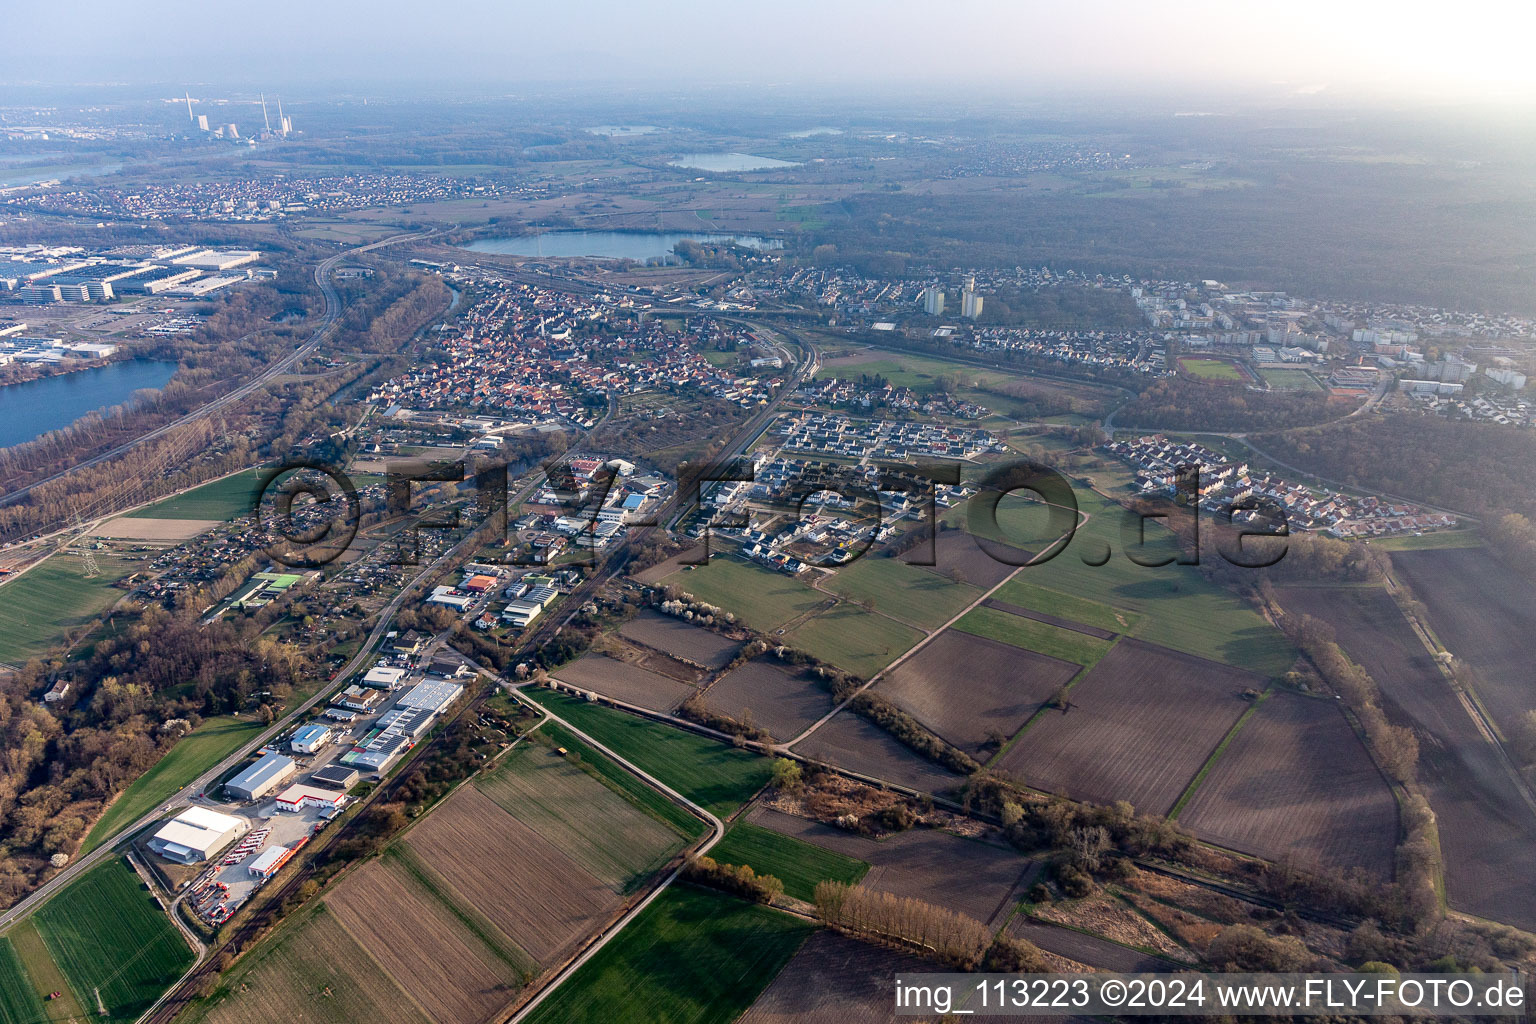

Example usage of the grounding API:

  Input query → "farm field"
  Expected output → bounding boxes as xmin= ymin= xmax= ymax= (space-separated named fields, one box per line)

xmin=552 ymin=653 xmax=698 ymax=712
xmin=954 ymin=605 xmax=1115 ymax=667
xmin=1276 ymin=584 xmax=1536 ymax=930
xmin=0 ymin=551 xmax=138 ymax=663
xmin=618 ymin=609 xmax=740 ymax=668
xmin=536 ymin=719 xmax=706 ymax=840
xmin=981 ymin=598 xmax=1116 ymax=640
xmin=191 ymin=903 xmax=429 ymax=1024
xmin=991 ymin=577 xmax=1141 ymax=634
xmin=0 ymin=936 xmax=45 ymax=1024
xmin=83 ymin=714 xmax=265 ymax=852
xmin=1009 ymin=918 xmax=1182 ymax=975
xmin=784 ymin=603 xmax=923 ymax=679
xmin=750 ymin=808 xmax=1030 ymax=926
xmin=820 ymin=555 xmax=983 ymax=629
xmin=876 ymin=629 xmax=1079 ymax=756
xmin=521 ymin=885 xmax=813 ymax=1024
xmin=740 ymin=931 xmax=940 ymax=1024
xmin=659 ymin=556 xmax=825 ymax=632
xmin=403 ymin=786 xmax=616 ymax=964
xmin=1367 ymin=529 xmax=1483 ymax=551
xmin=792 ymin=708 xmax=967 ymax=794
xmin=903 ymin=529 xmax=1025 ymax=589
xmin=1179 ymin=693 xmax=1399 ymax=877
xmin=1000 ymin=639 xmax=1263 ymax=815
xmin=1391 ymin=547 xmax=1536 ymax=739
xmin=124 ymin=469 xmax=265 ymax=521
xmin=709 ymin=821 xmax=869 ymax=901
xmin=973 ymin=491 xmax=1294 ymax=674
xmin=4 ymin=920 xmax=86 ymax=1023
xmin=476 ymin=739 xmax=686 ymax=889
xmin=33 ymin=858 xmax=193 ymax=1024
xmin=326 ymin=856 xmax=531 ymax=1023
xmin=527 ymin=690 xmax=773 ymax=818
xmin=703 ymin=658 xmax=834 ymax=741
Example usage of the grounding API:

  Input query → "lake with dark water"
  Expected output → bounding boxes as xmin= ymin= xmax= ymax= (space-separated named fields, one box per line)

xmin=0 ymin=359 xmax=178 ymax=448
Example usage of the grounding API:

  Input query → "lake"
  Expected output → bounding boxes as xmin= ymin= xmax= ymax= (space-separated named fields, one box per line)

xmin=0 ymin=359 xmax=178 ymax=448
xmin=669 ymin=152 xmax=802 ymax=172
xmin=462 ymin=230 xmax=782 ymax=261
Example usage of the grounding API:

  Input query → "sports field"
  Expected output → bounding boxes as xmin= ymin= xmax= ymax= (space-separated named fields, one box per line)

xmin=660 ymin=556 xmax=826 ymax=632
xmin=522 ymin=885 xmax=814 ymax=1024
xmin=1258 ymin=367 xmax=1322 ymax=391
xmin=528 ymin=691 xmax=773 ymax=819
xmin=0 ymin=552 xmax=137 ymax=663
xmin=124 ymin=469 xmax=266 ymax=521
xmin=34 ymin=858 xmax=194 ymax=1024
xmin=1177 ymin=356 xmax=1247 ymax=382
xmin=83 ymin=715 xmax=265 ymax=852
xmin=708 ymin=822 xmax=869 ymax=901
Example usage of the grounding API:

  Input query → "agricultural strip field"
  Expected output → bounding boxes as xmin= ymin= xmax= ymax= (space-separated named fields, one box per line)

xmin=1391 ymin=547 xmax=1536 ymax=740
xmin=33 ymin=858 xmax=193 ymax=1024
xmin=536 ymin=719 xmax=705 ymax=840
xmin=1276 ymin=584 xmax=1536 ymax=930
xmin=618 ymin=609 xmax=740 ymax=668
xmin=876 ymin=629 xmax=1080 ymax=756
xmin=521 ymin=885 xmax=814 ymax=1024
xmin=476 ymin=739 xmax=686 ymax=889
xmin=124 ymin=469 xmax=265 ymax=521
xmin=660 ymin=556 xmax=825 ymax=632
xmin=403 ymin=786 xmax=616 ymax=964
xmin=792 ymin=709 xmax=966 ymax=795
xmin=1178 ymin=693 xmax=1399 ymax=877
xmin=1000 ymin=639 xmax=1264 ymax=815
xmin=703 ymin=658 xmax=834 ymax=741
xmin=83 ymin=715 xmax=265 ymax=852
xmin=0 ymin=552 xmax=137 ymax=664
xmin=749 ymin=808 xmax=1030 ymax=926
xmin=552 ymin=653 xmax=698 ymax=712
xmin=88 ymin=517 xmax=220 ymax=541
xmin=4 ymin=920 xmax=85 ymax=1023
xmin=325 ymin=856 xmax=530 ymax=1024
xmin=526 ymin=690 xmax=773 ymax=819
xmin=740 ymin=931 xmax=940 ymax=1024
xmin=820 ymin=555 xmax=983 ymax=629
xmin=708 ymin=821 xmax=869 ymax=901
xmin=903 ymin=529 xmax=1025 ymax=589
xmin=954 ymin=605 xmax=1115 ymax=666
xmin=784 ymin=603 xmax=923 ymax=679
xmin=190 ymin=903 xmax=429 ymax=1024
xmin=990 ymin=577 xmax=1141 ymax=634
xmin=0 ymin=936 xmax=45 ymax=1024
xmin=980 ymin=597 xmax=1116 ymax=639
xmin=1008 ymin=918 xmax=1183 ymax=975
xmin=971 ymin=491 xmax=1294 ymax=674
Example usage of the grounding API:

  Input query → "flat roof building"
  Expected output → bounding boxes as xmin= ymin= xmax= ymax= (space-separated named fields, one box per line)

xmin=274 ymin=784 xmax=346 ymax=813
xmin=290 ymin=723 xmax=333 ymax=754
xmin=224 ymin=752 xmax=297 ymax=802
xmin=310 ymin=764 xmax=359 ymax=790
xmin=148 ymin=806 xmax=247 ymax=864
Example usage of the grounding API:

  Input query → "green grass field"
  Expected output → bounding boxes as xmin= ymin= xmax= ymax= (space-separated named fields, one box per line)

xmin=953 ymin=606 xmax=1114 ymax=668
xmin=125 ymin=469 xmax=265 ymax=521
xmin=0 ymin=934 xmax=47 ymax=1024
xmin=0 ymin=552 xmax=137 ymax=664
xmin=82 ymin=715 xmax=266 ymax=853
xmin=522 ymin=885 xmax=813 ymax=1024
xmin=528 ymin=692 xmax=772 ymax=819
xmin=1179 ymin=357 xmax=1245 ymax=381
xmin=537 ymin=720 xmax=707 ymax=840
xmin=662 ymin=556 xmax=826 ymax=632
xmin=1257 ymin=367 xmax=1322 ymax=391
xmin=784 ymin=603 xmax=924 ymax=679
xmin=708 ymin=822 xmax=868 ymax=901
xmin=991 ymin=577 xmax=1140 ymax=633
xmin=34 ymin=858 xmax=193 ymax=1024
xmin=821 ymin=556 xmax=982 ymax=628
xmin=973 ymin=492 xmax=1294 ymax=675
xmin=1368 ymin=529 xmax=1484 ymax=551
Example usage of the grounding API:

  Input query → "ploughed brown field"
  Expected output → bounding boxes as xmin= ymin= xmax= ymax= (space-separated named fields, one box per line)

xmin=1179 ymin=692 xmax=1399 ymax=877
xmin=792 ymin=708 xmax=965 ymax=795
xmin=750 ymin=807 xmax=1029 ymax=926
xmin=552 ymin=652 xmax=698 ymax=712
xmin=1278 ymin=583 xmax=1536 ymax=930
xmin=403 ymin=786 xmax=618 ymax=964
xmin=325 ymin=857 xmax=530 ymax=1024
xmin=1391 ymin=548 xmax=1536 ymax=739
xmin=875 ymin=629 xmax=1079 ymax=755
xmin=704 ymin=658 xmax=834 ymax=741
xmin=739 ymin=931 xmax=940 ymax=1024
xmin=1000 ymin=639 xmax=1261 ymax=814
xmin=903 ymin=529 xmax=1025 ymax=589
xmin=618 ymin=608 xmax=741 ymax=668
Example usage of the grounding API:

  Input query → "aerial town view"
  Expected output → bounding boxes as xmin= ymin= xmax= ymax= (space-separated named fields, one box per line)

xmin=1 ymin=2 xmax=1535 ymax=1022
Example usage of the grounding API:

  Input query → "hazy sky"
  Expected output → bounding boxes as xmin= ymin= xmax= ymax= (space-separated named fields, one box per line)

xmin=5 ymin=0 xmax=1534 ymax=103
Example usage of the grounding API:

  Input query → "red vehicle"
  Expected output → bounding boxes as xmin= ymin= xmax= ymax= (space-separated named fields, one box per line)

xmin=48 ymin=992 xmax=62 ymax=1000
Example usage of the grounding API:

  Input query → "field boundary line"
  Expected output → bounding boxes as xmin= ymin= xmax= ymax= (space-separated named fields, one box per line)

xmin=1167 ymin=690 xmax=1268 ymax=820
